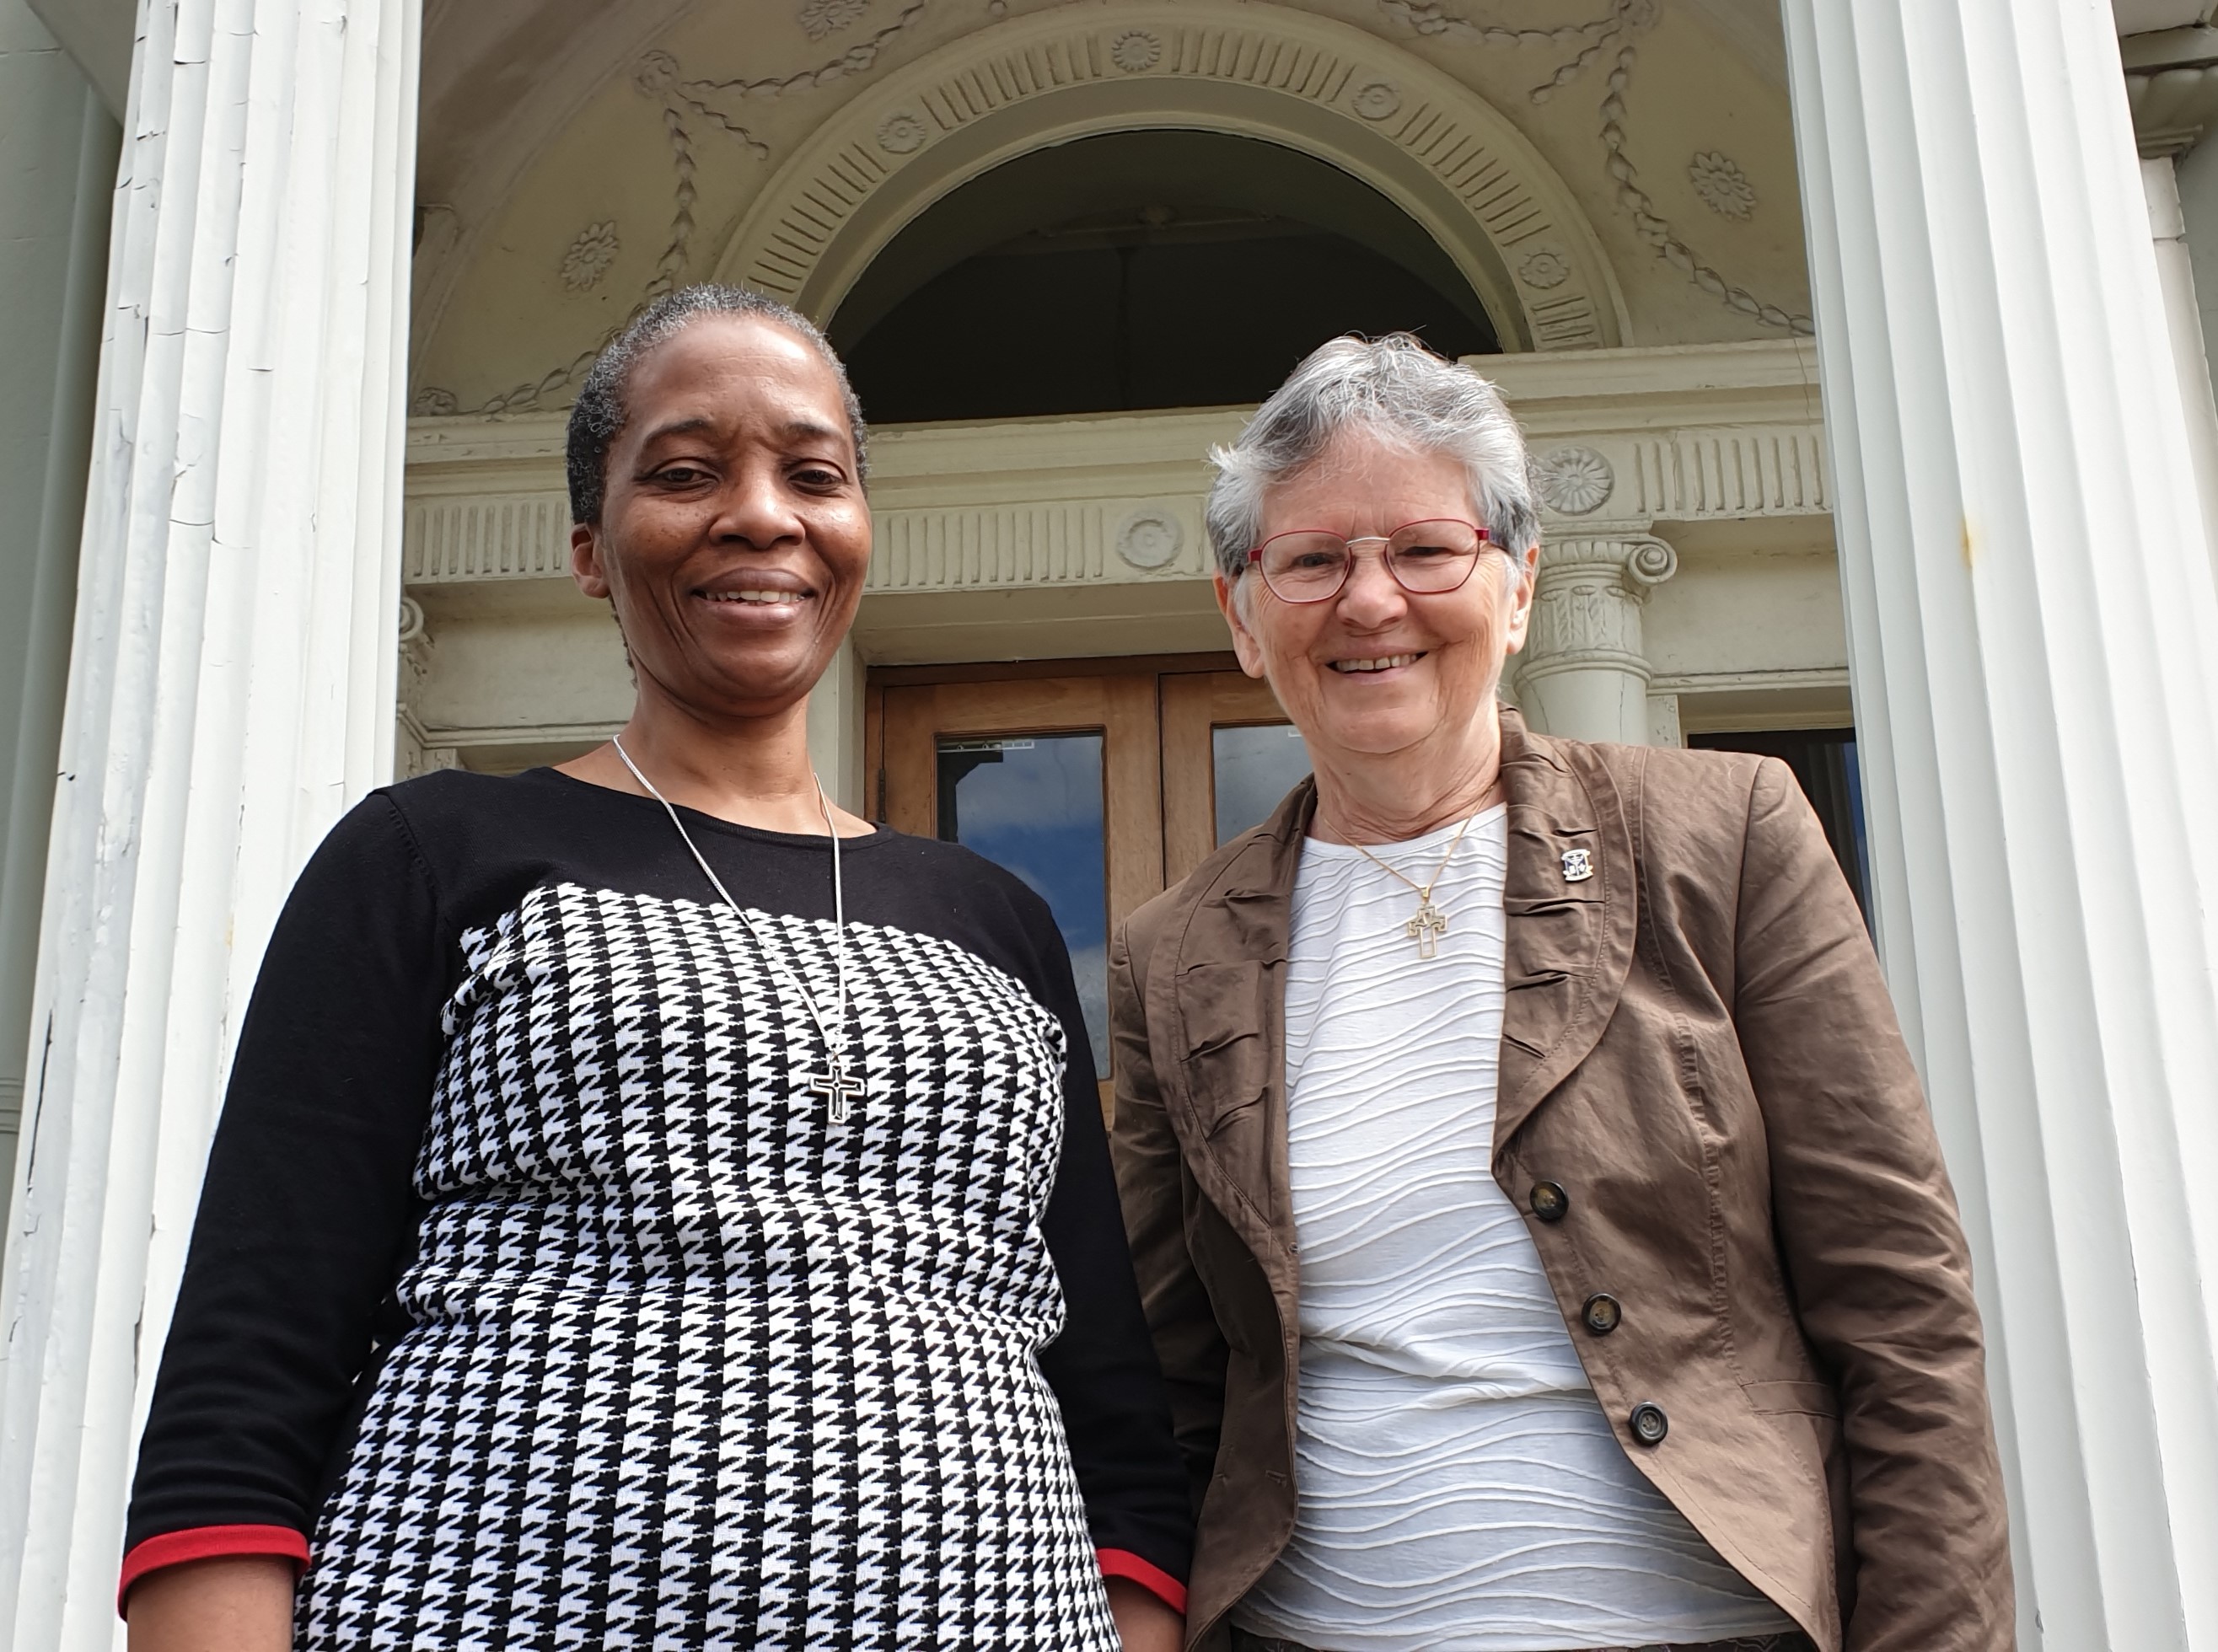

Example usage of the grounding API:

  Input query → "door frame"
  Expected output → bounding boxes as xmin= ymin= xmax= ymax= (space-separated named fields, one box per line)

xmin=878 ymin=673 xmax=1170 ymax=933
xmin=865 ymin=651 xmax=1242 ymax=828
xmin=1158 ymin=672 xmax=1290 ymax=884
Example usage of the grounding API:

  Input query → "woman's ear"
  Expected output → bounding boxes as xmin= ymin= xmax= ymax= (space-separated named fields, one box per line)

xmin=1500 ymin=541 xmax=1539 ymax=656
xmin=571 ymin=521 xmax=612 ymax=601
xmin=1214 ymin=572 xmax=1270 ymax=680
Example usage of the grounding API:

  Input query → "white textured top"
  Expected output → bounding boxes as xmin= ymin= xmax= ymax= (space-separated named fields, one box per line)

xmin=1233 ymin=807 xmax=1794 ymax=1651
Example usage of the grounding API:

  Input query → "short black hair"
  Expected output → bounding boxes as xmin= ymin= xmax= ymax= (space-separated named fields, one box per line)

xmin=563 ymin=283 xmax=869 ymax=525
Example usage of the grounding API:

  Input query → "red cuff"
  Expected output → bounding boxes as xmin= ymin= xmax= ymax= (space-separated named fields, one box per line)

xmin=118 ymin=1525 xmax=310 ymax=1617
xmin=1098 ymin=1547 xmax=1188 ymax=1615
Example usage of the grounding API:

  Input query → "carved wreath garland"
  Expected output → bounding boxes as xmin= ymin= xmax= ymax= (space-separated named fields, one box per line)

xmin=799 ymin=0 xmax=872 ymax=40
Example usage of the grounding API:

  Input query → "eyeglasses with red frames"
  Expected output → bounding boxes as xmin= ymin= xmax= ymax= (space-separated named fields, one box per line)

xmin=1245 ymin=518 xmax=1491 ymax=603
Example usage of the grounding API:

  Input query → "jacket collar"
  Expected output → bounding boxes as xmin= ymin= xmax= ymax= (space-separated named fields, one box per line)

xmin=1152 ymin=707 xmax=1639 ymax=1229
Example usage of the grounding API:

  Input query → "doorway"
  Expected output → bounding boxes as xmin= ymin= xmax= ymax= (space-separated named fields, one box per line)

xmin=871 ymin=657 xmax=1313 ymax=1099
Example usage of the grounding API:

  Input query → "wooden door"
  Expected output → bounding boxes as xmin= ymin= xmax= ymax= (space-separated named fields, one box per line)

xmin=1160 ymin=671 xmax=1310 ymax=884
xmin=881 ymin=676 xmax=1164 ymax=1108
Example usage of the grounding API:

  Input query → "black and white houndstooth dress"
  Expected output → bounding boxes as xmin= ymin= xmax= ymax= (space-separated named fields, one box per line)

xmin=125 ymin=769 xmax=1190 ymax=1649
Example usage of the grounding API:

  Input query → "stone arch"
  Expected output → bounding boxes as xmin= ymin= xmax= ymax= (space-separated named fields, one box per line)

xmin=712 ymin=1 xmax=1630 ymax=354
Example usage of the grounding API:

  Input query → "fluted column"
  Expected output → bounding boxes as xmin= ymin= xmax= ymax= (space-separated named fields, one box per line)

xmin=1513 ymin=525 xmax=1678 ymax=746
xmin=1785 ymin=2 xmax=2218 ymax=1646
xmin=0 ymin=1 xmax=421 ymax=1644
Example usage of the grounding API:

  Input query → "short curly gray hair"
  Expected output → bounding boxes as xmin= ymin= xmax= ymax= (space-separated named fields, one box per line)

xmin=565 ymin=284 xmax=867 ymax=525
xmin=1204 ymin=334 xmax=1539 ymax=587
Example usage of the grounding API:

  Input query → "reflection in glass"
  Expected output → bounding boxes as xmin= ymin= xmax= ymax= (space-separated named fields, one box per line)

xmin=1213 ymin=723 xmax=1313 ymax=846
xmin=937 ymin=733 xmax=1111 ymax=1074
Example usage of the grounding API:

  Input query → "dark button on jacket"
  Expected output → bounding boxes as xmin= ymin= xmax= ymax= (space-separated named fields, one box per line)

xmin=1582 ymin=1292 xmax=1623 ymax=1335
xmin=1528 ymin=1180 xmax=1569 ymax=1222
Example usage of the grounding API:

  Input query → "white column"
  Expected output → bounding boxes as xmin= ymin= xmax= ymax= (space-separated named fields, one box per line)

xmin=1514 ymin=525 xmax=1678 ymax=745
xmin=0 ymin=1 xmax=421 ymax=1645
xmin=1781 ymin=3 xmax=2218 ymax=1649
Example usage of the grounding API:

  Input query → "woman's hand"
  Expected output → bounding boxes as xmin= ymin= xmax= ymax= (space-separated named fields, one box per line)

xmin=126 ymin=1555 xmax=293 ymax=1652
xmin=1106 ymin=1576 xmax=1184 ymax=1651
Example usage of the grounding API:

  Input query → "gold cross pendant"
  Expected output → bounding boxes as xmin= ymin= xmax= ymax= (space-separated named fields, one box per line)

xmin=1405 ymin=899 xmax=1448 ymax=958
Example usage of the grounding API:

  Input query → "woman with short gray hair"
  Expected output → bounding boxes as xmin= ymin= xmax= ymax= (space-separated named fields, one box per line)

xmin=1111 ymin=333 xmax=2011 ymax=1651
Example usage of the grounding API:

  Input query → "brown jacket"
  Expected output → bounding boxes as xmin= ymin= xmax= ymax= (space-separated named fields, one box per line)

xmin=1109 ymin=711 xmax=2011 ymax=1652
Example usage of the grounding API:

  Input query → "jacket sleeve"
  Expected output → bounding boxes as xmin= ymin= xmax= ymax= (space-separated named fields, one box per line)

xmin=1030 ymin=914 xmax=1195 ymax=1612
xmin=1107 ymin=914 xmax=1230 ymax=1517
xmin=121 ymin=793 xmax=447 ymax=1609
xmin=1730 ymin=758 xmax=2013 ymax=1650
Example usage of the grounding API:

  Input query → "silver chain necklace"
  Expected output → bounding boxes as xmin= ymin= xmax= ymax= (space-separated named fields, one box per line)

xmin=611 ymin=736 xmax=868 ymax=1123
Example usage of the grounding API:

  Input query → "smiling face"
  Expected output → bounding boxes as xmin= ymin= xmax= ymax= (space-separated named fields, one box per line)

xmin=569 ymin=314 xmax=871 ymax=724
xmin=1216 ymin=426 xmax=1536 ymax=781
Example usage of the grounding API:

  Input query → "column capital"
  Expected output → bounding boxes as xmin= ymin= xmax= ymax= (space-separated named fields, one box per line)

xmin=1533 ymin=522 xmax=1680 ymax=599
xmin=1516 ymin=526 xmax=1679 ymax=743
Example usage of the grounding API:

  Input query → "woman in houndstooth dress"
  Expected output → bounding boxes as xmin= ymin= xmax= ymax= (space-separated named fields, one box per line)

xmin=120 ymin=287 xmax=1192 ymax=1652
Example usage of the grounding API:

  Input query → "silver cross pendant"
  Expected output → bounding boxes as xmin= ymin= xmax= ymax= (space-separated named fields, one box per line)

xmin=805 ymin=1048 xmax=867 ymax=1124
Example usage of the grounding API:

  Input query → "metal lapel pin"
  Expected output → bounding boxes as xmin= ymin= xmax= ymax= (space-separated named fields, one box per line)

xmin=1560 ymin=848 xmax=1594 ymax=882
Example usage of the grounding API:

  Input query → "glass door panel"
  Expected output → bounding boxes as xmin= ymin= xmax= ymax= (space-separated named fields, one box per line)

xmin=880 ymin=676 xmax=1164 ymax=1105
xmin=1161 ymin=671 xmax=1308 ymax=883
xmin=935 ymin=732 xmax=1111 ymax=1071
xmin=1211 ymin=723 xmax=1313 ymax=847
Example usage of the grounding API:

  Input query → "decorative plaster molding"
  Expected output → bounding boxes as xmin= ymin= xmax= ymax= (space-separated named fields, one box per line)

xmin=869 ymin=502 xmax=1210 ymax=591
xmin=877 ymin=109 xmax=929 ymax=153
xmin=406 ymin=495 xmax=576 ymax=582
xmin=1620 ymin=426 xmax=1829 ymax=517
xmin=1351 ymin=79 xmax=1404 ymax=120
xmin=559 ymin=220 xmax=620 ymax=291
xmin=1375 ymin=0 xmax=1637 ymax=101
xmin=1517 ymin=248 xmax=1571 ymax=289
xmin=403 ymin=344 xmax=1829 ymax=590
xmin=1376 ymin=0 xmax=1803 ymax=334
xmin=417 ymin=8 xmax=933 ymax=419
xmin=1114 ymin=507 xmax=1185 ymax=571
xmin=1688 ymin=151 xmax=1756 ymax=219
xmin=1602 ymin=48 xmax=1812 ymax=334
xmin=1110 ymin=30 xmax=1163 ymax=73
xmin=714 ymin=0 xmax=1629 ymax=353
xmin=1531 ymin=445 xmax=1616 ymax=514
xmin=799 ymin=0 xmax=873 ymax=40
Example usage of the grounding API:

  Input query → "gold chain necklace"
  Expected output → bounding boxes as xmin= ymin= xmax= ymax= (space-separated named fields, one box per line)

xmin=1353 ymin=810 xmax=1478 ymax=959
